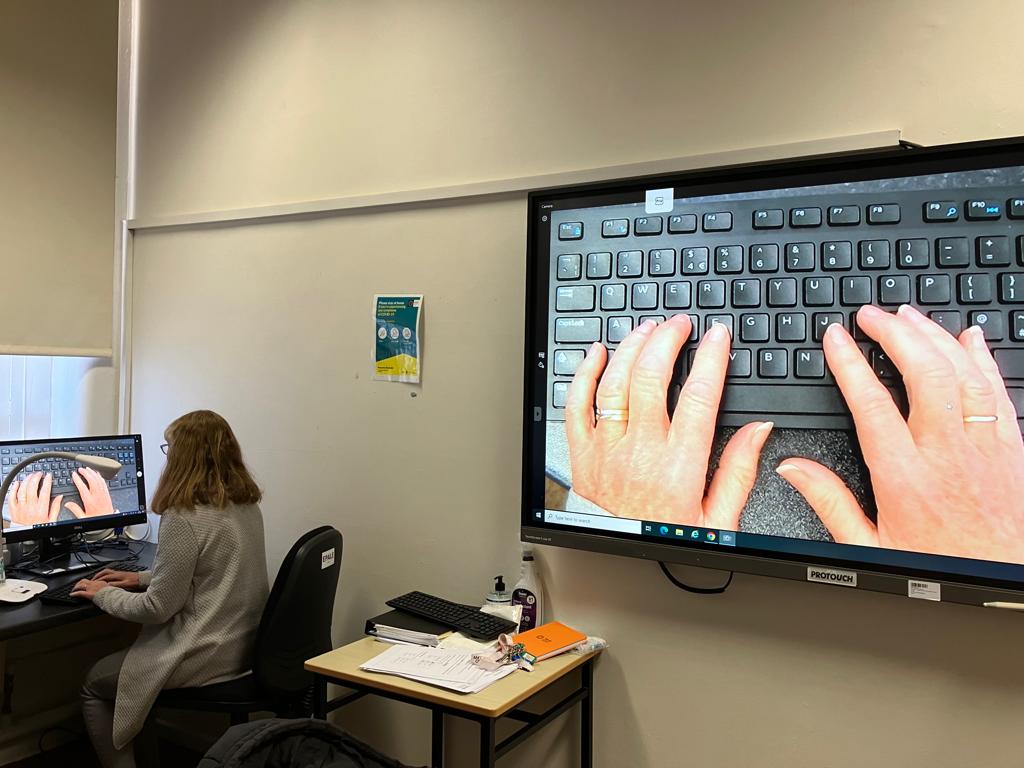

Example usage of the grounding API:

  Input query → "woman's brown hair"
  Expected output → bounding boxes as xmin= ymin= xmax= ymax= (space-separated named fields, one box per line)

xmin=150 ymin=410 xmax=262 ymax=514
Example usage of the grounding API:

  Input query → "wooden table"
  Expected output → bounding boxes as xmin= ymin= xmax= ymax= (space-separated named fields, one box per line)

xmin=305 ymin=637 xmax=600 ymax=768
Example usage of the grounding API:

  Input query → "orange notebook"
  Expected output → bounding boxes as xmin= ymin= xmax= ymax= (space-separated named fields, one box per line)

xmin=515 ymin=621 xmax=587 ymax=661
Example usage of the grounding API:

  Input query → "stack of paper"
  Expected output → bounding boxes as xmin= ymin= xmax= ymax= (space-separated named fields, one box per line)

xmin=372 ymin=625 xmax=442 ymax=646
xmin=365 ymin=609 xmax=449 ymax=647
xmin=360 ymin=644 xmax=517 ymax=694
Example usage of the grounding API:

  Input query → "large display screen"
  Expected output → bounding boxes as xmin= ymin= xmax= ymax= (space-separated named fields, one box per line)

xmin=1 ymin=434 xmax=148 ymax=542
xmin=522 ymin=138 xmax=1024 ymax=604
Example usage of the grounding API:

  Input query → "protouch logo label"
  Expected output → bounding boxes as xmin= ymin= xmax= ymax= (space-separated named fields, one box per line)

xmin=807 ymin=566 xmax=857 ymax=587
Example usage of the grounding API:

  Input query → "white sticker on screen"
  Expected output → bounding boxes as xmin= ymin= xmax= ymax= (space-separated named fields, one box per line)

xmin=321 ymin=548 xmax=336 ymax=569
xmin=908 ymin=580 xmax=941 ymax=601
xmin=645 ymin=188 xmax=673 ymax=214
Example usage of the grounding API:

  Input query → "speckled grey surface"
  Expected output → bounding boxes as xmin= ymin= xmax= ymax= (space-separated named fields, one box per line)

xmin=545 ymin=421 xmax=872 ymax=542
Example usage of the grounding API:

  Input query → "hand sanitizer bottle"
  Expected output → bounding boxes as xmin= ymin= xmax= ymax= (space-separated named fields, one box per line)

xmin=486 ymin=575 xmax=512 ymax=607
xmin=511 ymin=547 xmax=543 ymax=632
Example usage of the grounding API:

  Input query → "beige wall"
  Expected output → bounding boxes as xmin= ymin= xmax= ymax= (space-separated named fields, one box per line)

xmin=0 ymin=0 xmax=118 ymax=355
xmin=135 ymin=0 xmax=1023 ymax=217
xmin=128 ymin=1 xmax=1024 ymax=766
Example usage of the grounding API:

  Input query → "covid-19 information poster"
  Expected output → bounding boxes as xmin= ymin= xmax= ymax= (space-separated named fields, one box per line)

xmin=373 ymin=294 xmax=422 ymax=383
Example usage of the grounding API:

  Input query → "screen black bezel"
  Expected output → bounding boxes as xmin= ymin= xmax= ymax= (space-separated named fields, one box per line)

xmin=2 ymin=433 xmax=148 ymax=543
xmin=522 ymin=136 xmax=1024 ymax=602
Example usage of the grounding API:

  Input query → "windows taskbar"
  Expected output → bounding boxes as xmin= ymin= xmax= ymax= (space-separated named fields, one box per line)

xmin=531 ymin=507 xmax=1024 ymax=587
xmin=535 ymin=509 xmax=736 ymax=546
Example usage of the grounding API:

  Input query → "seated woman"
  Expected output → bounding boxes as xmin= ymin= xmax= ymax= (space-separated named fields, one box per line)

xmin=72 ymin=410 xmax=268 ymax=768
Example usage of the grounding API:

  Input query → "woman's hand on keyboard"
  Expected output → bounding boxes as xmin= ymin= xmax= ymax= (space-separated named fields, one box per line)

xmin=777 ymin=304 xmax=1024 ymax=563
xmin=70 ymin=578 xmax=109 ymax=601
xmin=7 ymin=472 xmax=63 ymax=526
xmin=566 ymin=314 xmax=773 ymax=527
xmin=63 ymin=467 xmax=116 ymax=518
xmin=94 ymin=569 xmax=141 ymax=590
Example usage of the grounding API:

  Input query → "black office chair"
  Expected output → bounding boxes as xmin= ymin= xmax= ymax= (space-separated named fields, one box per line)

xmin=157 ymin=525 xmax=343 ymax=724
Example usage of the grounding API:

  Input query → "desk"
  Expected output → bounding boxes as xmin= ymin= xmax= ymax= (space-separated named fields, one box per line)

xmin=306 ymin=637 xmax=599 ymax=768
xmin=0 ymin=541 xmax=156 ymax=641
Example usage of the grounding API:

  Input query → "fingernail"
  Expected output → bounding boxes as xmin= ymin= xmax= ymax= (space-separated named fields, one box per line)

xmin=859 ymin=304 xmax=884 ymax=319
xmin=708 ymin=322 xmax=730 ymax=341
xmin=825 ymin=322 xmax=849 ymax=345
xmin=670 ymin=313 xmax=689 ymax=325
xmin=896 ymin=304 xmax=918 ymax=319
xmin=752 ymin=421 xmax=774 ymax=442
xmin=968 ymin=325 xmax=987 ymax=349
xmin=639 ymin=319 xmax=657 ymax=332
xmin=776 ymin=462 xmax=803 ymax=479
xmin=587 ymin=341 xmax=601 ymax=358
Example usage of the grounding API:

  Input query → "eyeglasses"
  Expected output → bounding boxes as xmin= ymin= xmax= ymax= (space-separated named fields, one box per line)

xmin=160 ymin=443 xmax=169 ymax=455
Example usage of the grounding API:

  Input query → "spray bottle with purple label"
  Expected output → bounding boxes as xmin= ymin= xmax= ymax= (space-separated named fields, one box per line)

xmin=511 ymin=546 xmax=544 ymax=633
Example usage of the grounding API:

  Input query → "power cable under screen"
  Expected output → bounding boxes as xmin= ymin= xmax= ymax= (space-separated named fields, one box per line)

xmin=658 ymin=561 xmax=733 ymax=594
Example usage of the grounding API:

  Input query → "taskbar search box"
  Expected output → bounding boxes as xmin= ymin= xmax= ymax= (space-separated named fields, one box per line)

xmin=543 ymin=509 xmax=642 ymax=535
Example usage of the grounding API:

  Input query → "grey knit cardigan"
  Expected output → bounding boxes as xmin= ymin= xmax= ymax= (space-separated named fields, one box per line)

xmin=93 ymin=503 xmax=268 ymax=749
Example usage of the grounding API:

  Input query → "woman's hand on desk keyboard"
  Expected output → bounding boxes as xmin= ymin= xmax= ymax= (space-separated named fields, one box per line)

xmin=777 ymin=304 xmax=1024 ymax=563
xmin=63 ymin=467 xmax=116 ymax=518
xmin=8 ymin=472 xmax=63 ymax=526
xmin=94 ymin=569 xmax=141 ymax=590
xmin=70 ymin=578 xmax=109 ymax=601
xmin=566 ymin=315 xmax=773 ymax=527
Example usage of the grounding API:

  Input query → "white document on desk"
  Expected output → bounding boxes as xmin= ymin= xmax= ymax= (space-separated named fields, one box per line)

xmin=361 ymin=644 xmax=517 ymax=693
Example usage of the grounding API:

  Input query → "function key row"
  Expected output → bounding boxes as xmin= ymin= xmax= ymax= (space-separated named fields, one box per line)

xmin=556 ymin=236 xmax=1024 ymax=279
xmin=925 ymin=198 xmax=1024 ymax=222
xmin=557 ymin=197 xmax=1024 ymax=239
xmin=597 ymin=213 xmax=732 ymax=238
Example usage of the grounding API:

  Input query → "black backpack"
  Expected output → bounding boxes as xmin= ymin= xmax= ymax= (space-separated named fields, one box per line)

xmin=197 ymin=719 xmax=425 ymax=768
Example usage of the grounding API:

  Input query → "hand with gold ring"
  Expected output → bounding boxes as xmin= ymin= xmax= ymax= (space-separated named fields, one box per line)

xmin=776 ymin=304 xmax=1024 ymax=563
xmin=566 ymin=314 xmax=773 ymax=527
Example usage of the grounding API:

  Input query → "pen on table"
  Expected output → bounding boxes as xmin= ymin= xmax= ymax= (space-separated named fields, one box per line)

xmin=982 ymin=602 xmax=1024 ymax=611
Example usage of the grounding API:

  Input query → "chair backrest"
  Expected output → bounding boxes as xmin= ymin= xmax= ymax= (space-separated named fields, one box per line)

xmin=252 ymin=525 xmax=343 ymax=699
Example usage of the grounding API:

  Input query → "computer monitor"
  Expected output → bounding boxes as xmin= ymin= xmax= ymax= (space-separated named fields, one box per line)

xmin=522 ymin=136 xmax=1024 ymax=608
xmin=1 ymin=434 xmax=148 ymax=544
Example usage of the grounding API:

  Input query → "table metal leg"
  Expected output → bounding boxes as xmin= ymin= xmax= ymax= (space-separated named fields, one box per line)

xmin=312 ymin=676 xmax=327 ymax=719
xmin=479 ymin=717 xmax=496 ymax=768
xmin=581 ymin=660 xmax=593 ymax=768
xmin=432 ymin=710 xmax=445 ymax=767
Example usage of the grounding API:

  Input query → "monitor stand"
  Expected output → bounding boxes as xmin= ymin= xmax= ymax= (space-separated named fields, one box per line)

xmin=23 ymin=535 xmax=96 ymax=577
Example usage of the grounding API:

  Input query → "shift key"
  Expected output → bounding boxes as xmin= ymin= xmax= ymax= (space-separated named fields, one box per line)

xmin=994 ymin=349 xmax=1024 ymax=379
xmin=555 ymin=317 xmax=602 ymax=343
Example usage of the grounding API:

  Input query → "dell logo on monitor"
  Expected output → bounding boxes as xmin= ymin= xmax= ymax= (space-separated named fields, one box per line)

xmin=807 ymin=567 xmax=858 ymax=587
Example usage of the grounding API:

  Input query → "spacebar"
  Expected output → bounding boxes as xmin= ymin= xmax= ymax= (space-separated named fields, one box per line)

xmin=721 ymin=384 xmax=848 ymax=415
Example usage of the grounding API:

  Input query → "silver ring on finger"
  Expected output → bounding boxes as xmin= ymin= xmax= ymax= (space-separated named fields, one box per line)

xmin=595 ymin=407 xmax=629 ymax=422
xmin=963 ymin=414 xmax=999 ymax=424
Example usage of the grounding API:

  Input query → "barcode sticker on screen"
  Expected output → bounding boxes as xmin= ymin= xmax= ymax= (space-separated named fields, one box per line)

xmin=908 ymin=580 xmax=940 ymax=601
xmin=645 ymin=188 xmax=674 ymax=214
xmin=321 ymin=548 xmax=336 ymax=569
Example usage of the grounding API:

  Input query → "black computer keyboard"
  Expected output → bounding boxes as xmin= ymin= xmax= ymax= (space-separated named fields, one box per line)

xmin=38 ymin=561 xmax=148 ymax=606
xmin=386 ymin=591 xmax=519 ymax=640
xmin=0 ymin=442 xmax=139 ymax=499
xmin=548 ymin=184 xmax=1024 ymax=430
